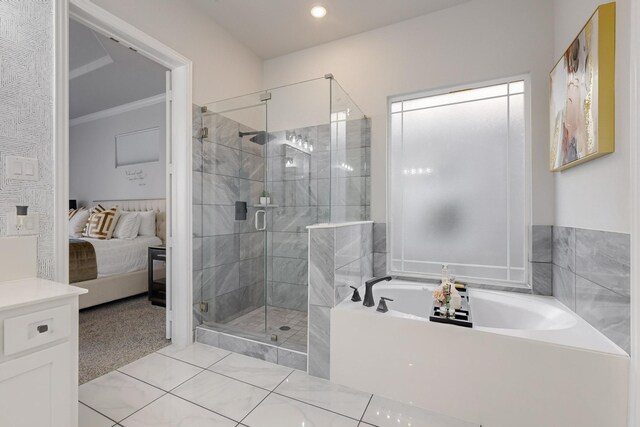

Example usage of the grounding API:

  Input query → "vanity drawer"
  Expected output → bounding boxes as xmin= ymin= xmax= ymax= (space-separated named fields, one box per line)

xmin=3 ymin=306 xmax=71 ymax=356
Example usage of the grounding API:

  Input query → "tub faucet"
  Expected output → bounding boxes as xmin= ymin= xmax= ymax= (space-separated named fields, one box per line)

xmin=363 ymin=276 xmax=392 ymax=307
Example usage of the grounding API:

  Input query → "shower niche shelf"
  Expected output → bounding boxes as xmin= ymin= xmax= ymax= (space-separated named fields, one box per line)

xmin=253 ymin=204 xmax=279 ymax=208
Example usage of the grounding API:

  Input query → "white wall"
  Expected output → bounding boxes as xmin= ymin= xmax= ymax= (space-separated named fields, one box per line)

xmin=70 ymin=103 xmax=165 ymax=207
xmin=91 ymin=0 xmax=263 ymax=106
xmin=553 ymin=0 xmax=630 ymax=233
xmin=0 ymin=1 xmax=55 ymax=278
xmin=263 ymin=0 xmax=556 ymax=224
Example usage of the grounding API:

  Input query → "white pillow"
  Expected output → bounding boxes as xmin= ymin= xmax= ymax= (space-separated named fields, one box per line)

xmin=113 ymin=212 xmax=141 ymax=239
xmin=136 ymin=210 xmax=156 ymax=236
xmin=69 ymin=209 xmax=89 ymax=238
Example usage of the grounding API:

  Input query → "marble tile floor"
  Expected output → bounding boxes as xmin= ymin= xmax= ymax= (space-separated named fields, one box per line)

xmin=79 ymin=343 xmax=477 ymax=427
xmin=223 ymin=305 xmax=308 ymax=349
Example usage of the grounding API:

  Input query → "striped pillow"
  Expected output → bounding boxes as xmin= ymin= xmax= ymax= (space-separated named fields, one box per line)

xmin=68 ymin=207 xmax=86 ymax=219
xmin=83 ymin=204 xmax=120 ymax=240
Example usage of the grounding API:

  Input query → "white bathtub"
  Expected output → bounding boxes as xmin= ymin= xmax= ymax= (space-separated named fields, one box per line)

xmin=331 ymin=280 xmax=629 ymax=427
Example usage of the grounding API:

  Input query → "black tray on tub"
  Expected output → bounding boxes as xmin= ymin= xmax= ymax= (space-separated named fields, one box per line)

xmin=429 ymin=302 xmax=473 ymax=328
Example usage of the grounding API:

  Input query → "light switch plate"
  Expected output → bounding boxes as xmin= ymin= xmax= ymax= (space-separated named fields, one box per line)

xmin=5 ymin=156 xmax=39 ymax=181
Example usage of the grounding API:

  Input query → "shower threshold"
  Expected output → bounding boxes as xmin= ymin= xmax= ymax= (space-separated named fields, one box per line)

xmin=195 ymin=307 xmax=308 ymax=371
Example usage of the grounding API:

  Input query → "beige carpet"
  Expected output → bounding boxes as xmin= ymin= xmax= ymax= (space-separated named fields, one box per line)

xmin=79 ymin=294 xmax=170 ymax=384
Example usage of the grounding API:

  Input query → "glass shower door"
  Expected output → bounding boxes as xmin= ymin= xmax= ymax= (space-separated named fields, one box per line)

xmin=199 ymin=92 xmax=269 ymax=339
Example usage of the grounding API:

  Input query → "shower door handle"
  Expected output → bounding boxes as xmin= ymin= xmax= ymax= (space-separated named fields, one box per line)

xmin=254 ymin=209 xmax=266 ymax=231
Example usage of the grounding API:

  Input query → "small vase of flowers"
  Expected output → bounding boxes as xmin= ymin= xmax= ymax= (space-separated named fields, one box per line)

xmin=433 ymin=281 xmax=462 ymax=317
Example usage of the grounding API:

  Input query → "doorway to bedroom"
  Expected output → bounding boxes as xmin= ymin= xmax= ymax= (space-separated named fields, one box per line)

xmin=67 ymin=17 xmax=171 ymax=383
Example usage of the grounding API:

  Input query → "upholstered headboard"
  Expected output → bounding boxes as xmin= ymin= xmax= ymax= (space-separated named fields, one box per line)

xmin=92 ymin=199 xmax=166 ymax=244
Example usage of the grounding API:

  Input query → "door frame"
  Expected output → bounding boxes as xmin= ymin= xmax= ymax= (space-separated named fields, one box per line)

xmin=53 ymin=0 xmax=194 ymax=346
xmin=630 ymin=0 xmax=640 ymax=422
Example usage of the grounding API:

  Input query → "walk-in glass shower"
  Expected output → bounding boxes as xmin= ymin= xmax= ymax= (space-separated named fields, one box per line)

xmin=192 ymin=77 xmax=370 ymax=352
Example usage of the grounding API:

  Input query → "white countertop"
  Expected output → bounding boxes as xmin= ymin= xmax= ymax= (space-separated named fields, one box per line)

xmin=0 ymin=278 xmax=87 ymax=311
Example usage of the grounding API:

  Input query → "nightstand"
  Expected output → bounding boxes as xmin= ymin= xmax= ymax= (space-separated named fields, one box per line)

xmin=148 ymin=245 xmax=166 ymax=307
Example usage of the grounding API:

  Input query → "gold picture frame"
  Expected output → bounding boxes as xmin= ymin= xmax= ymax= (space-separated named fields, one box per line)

xmin=549 ymin=2 xmax=615 ymax=172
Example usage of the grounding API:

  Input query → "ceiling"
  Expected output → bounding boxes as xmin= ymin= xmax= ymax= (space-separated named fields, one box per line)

xmin=188 ymin=0 xmax=471 ymax=59
xmin=69 ymin=19 xmax=168 ymax=119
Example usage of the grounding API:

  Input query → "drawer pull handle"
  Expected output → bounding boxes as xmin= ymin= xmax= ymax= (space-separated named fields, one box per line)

xmin=36 ymin=325 xmax=49 ymax=334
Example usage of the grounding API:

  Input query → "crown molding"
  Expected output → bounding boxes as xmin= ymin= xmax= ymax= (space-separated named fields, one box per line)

xmin=70 ymin=93 xmax=165 ymax=127
xmin=69 ymin=54 xmax=113 ymax=79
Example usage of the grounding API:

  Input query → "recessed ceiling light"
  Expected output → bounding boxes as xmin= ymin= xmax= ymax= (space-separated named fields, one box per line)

xmin=310 ymin=5 xmax=327 ymax=18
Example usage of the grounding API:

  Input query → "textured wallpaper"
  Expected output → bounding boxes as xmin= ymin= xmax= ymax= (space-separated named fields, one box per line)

xmin=0 ymin=1 xmax=54 ymax=279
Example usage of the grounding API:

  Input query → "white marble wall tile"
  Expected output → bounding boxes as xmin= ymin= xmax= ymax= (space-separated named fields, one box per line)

xmin=240 ymin=232 xmax=265 ymax=260
xmin=239 ymin=178 xmax=263 ymax=206
xmin=373 ymin=223 xmax=387 ymax=253
xmin=239 ymin=257 xmax=265 ymax=288
xmin=196 ymin=327 xmax=220 ymax=347
xmin=575 ymin=228 xmax=630 ymax=297
xmin=373 ymin=252 xmax=387 ymax=277
xmin=309 ymin=229 xmax=335 ymax=307
xmin=277 ymin=348 xmax=307 ymax=371
xmin=334 ymin=259 xmax=362 ymax=305
xmin=531 ymin=262 xmax=552 ymax=296
xmin=272 ymin=257 xmax=308 ymax=285
xmin=193 ymin=140 xmax=204 ymax=174
xmin=193 ymin=237 xmax=203 ymax=271
xmin=203 ymin=173 xmax=239 ymax=205
xmin=193 ymin=270 xmax=202 ymax=303
xmin=575 ymin=276 xmax=630 ymax=354
xmin=217 ymin=333 xmax=278 ymax=363
xmin=268 ymin=282 xmax=308 ymax=311
xmin=202 ymin=205 xmax=235 ymax=236
xmin=308 ymin=305 xmax=331 ymax=379
xmin=203 ymin=263 xmax=240 ymax=298
xmin=203 ymin=235 xmax=239 ymax=268
xmin=531 ymin=225 xmax=552 ymax=263
xmin=208 ymin=113 xmax=241 ymax=150
xmin=361 ymin=223 xmax=373 ymax=258
xmin=240 ymin=151 xmax=264 ymax=181
xmin=204 ymin=141 xmax=241 ymax=177
xmin=552 ymin=264 xmax=575 ymax=311
xmin=335 ymin=224 xmax=362 ymax=269
xmin=360 ymin=252 xmax=373 ymax=282
xmin=192 ymin=205 xmax=202 ymax=237
xmin=192 ymin=171 xmax=203 ymax=205
xmin=552 ymin=226 xmax=575 ymax=272
xmin=270 ymin=232 xmax=308 ymax=259
xmin=272 ymin=207 xmax=316 ymax=232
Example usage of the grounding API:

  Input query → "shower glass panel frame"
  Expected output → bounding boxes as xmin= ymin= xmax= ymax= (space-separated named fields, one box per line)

xmin=196 ymin=77 xmax=370 ymax=350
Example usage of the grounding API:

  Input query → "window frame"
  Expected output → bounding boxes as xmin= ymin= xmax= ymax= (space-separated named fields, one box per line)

xmin=386 ymin=75 xmax=532 ymax=288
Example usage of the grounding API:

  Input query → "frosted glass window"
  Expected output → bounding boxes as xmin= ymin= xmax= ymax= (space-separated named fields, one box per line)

xmin=390 ymin=79 xmax=527 ymax=285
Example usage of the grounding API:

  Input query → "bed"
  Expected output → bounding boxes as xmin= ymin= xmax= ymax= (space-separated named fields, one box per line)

xmin=71 ymin=199 xmax=166 ymax=309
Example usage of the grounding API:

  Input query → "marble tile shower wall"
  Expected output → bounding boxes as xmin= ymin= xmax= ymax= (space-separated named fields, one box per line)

xmin=532 ymin=225 xmax=630 ymax=353
xmin=264 ymin=118 xmax=371 ymax=312
xmin=265 ymin=125 xmax=327 ymax=313
xmin=331 ymin=118 xmax=372 ymax=223
xmin=308 ymin=222 xmax=373 ymax=379
xmin=192 ymin=107 xmax=266 ymax=327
